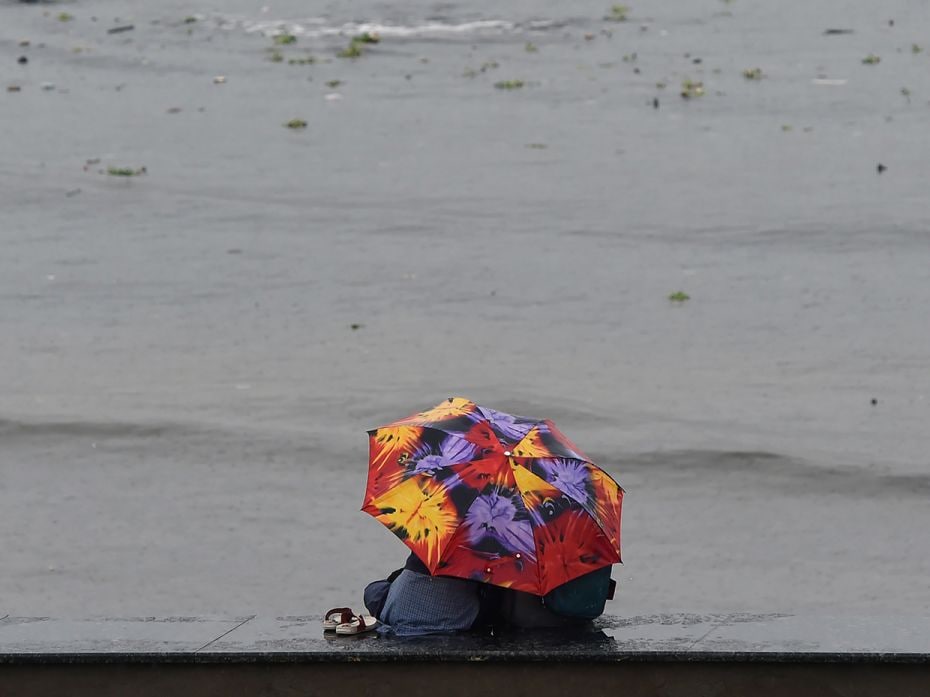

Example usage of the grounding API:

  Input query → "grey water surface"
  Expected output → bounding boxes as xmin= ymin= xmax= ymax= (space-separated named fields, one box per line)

xmin=1 ymin=0 xmax=929 ymax=617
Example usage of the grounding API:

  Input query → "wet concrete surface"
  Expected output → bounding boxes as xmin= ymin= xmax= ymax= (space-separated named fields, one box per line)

xmin=1 ymin=614 xmax=929 ymax=660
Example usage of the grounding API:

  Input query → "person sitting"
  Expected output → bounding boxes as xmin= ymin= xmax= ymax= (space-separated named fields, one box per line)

xmin=364 ymin=553 xmax=498 ymax=636
xmin=364 ymin=555 xmax=614 ymax=635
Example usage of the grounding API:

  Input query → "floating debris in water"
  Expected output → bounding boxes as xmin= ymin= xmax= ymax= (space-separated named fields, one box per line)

xmin=876 ymin=163 xmax=887 ymax=173
xmin=107 ymin=166 xmax=147 ymax=177
xmin=912 ymin=44 xmax=923 ymax=54
xmin=494 ymin=79 xmax=525 ymax=90
xmin=289 ymin=56 xmax=316 ymax=65
xmin=680 ymin=79 xmax=704 ymax=98
xmin=273 ymin=33 xmax=297 ymax=45
xmin=811 ymin=77 xmax=847 ymax=86
xmin=862 ymin=54 xmax=881 ymax=64
xmin=900 ymin=87 xmax=911 ymax=99
xmin=668 ymin=291 xmax=690 ymax=302
xmin=7 ymin=85 xmax=22 ymax=92
xmin=107 ymin=24 xmax=134 ymax=34
xmin=623 ymin=52 xmax=637 ymax=63
xmin=213 ymin=75 xmax=226 ymax=84
xmin=605 ymin=4 xmax=630 ymax=22
xmin=353 ymin=32 xmax=380 ymax=44
xmin=269 ymin=49 xmax=284 ymax=62
xmin=742 ymin=67 xmax=763 ymax=80
xmin=823 ymin=28 xmax=854 ymax=35
xmin=526 ymin=143 xmax=547 ymax=149
xmin=18 ymin=56 xmax=28 ymax=65
xmin=338 ymin=41 xmax=363 ymax=58
xmin=183 ymin=16 xmax=198 ymax=24
xmin=350 ymin=323 xmax=364 ymax=330
xmin=326 ymin=79 xmax=342 ymax=88
xmin=285 ymin=118 xmax=307 ymax=129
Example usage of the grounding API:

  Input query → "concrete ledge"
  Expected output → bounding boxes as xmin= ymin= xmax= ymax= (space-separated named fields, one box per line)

xmin=2 ymin=614 xmax=929 ymax=696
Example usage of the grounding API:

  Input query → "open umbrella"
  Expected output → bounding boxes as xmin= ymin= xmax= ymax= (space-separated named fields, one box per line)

xmin=362 ymin=397 xmax=623 ymax=595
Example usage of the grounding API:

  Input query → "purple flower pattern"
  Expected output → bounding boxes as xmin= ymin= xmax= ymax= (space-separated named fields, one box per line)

xmin=464 ymin=489 xmax=536 ymax=560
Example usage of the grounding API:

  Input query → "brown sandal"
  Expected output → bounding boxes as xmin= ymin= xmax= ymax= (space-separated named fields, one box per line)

xmin=335 ymin=613 xmax=379 ymax=635
xmin=322 ymin=607 xmax=354 ymax=631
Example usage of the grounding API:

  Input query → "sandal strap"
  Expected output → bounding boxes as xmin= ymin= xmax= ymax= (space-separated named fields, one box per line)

xmin=325 ymin=607 xmax=354 ymax=623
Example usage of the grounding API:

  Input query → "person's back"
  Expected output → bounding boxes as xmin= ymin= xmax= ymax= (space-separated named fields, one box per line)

xmin=367 ymin=554 xmax=482 ymax=636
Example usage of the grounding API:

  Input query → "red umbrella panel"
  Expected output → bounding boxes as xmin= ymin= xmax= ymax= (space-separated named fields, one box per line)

xmin=362 ymin=397 xmax=623 ymax=595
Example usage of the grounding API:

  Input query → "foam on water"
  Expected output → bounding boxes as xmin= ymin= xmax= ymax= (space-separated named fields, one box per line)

xmin=211 ymin=15 xmax=568 ymax=40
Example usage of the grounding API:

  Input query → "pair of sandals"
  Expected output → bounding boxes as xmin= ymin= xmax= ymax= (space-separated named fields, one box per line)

xmin=323 ymin=607 xmax=379 ymax=635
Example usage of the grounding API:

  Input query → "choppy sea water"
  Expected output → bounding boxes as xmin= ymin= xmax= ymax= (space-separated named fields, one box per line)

xmin=1 ymin=0 xmax=929 ymax=616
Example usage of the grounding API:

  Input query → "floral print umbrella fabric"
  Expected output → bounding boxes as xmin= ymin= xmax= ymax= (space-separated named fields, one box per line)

xmin=363 ymin=397 xmax=623 ymax=595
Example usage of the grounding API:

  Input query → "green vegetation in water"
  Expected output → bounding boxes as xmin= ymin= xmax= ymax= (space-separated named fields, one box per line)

xmin=463 ymin=60 xmax=501 ymax=79
xmin=912 ymin=44 xmax=923 ymax=54
xmin=605 ymin=4 xmax=630 ymax=22
xmin=350 ymin=323 xmax=364 ymax=330
xmin=269 ymin=49 xmax=284 ymax=63
xmin=655 ymin=81 xmax=667 ymax=89
xmin=274 ymin=33 xmax=297 ymax=45
xmin=901 ymin=87 xmax=911 ymax=98
xmin=862 ymin=54 xmax=881 ymax=64
xmin=622 ymin=52 xmax=637 ymax=63
xmin=326 ymin=79 xmax=342 ymax=88
xmin=781 ymin=124 xmax=793 ymax=132
xmin=288 ymin=56 xmax=316 ymax=65
xmin=57 ymin=12 xmax=74 ymax=22
xmin=526 ymin=143 xmax=547 ymax=149
xmin=680 ymin=79 xmax=704 ymax=99
xmin=338 ymin=41 xmax=364 ymax=58
xmin=107 ymin=166 xmax=146 ymax=177
xmin=525 ymin=42 xmax=538 ymax=53
xmin=494 ymin=79 xmax=525 ymax=90
xmin=352 ymin=32 xmax=381 ymax=44
xmin=668 ymin=291 xmax=690 ymax=302
xmin=742 ymin=67 xmax=762 ymax=80
xmin=285 ymin=118 xmax=308 ymax=129
xmin=183 ymin=16 xmax=198 ymax=24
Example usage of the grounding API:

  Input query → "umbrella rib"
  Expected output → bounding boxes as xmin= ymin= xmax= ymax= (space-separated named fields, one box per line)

xmin=512 ymin=481 xmax=546 ymax=595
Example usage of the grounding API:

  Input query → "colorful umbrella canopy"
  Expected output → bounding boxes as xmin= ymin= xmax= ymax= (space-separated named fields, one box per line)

xmin=362 ymin=397 xmax=623 ymax=595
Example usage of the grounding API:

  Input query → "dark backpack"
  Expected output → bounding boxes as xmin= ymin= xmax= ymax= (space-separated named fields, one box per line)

xmin=542 ymin=565 xmax=616 ymax=620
